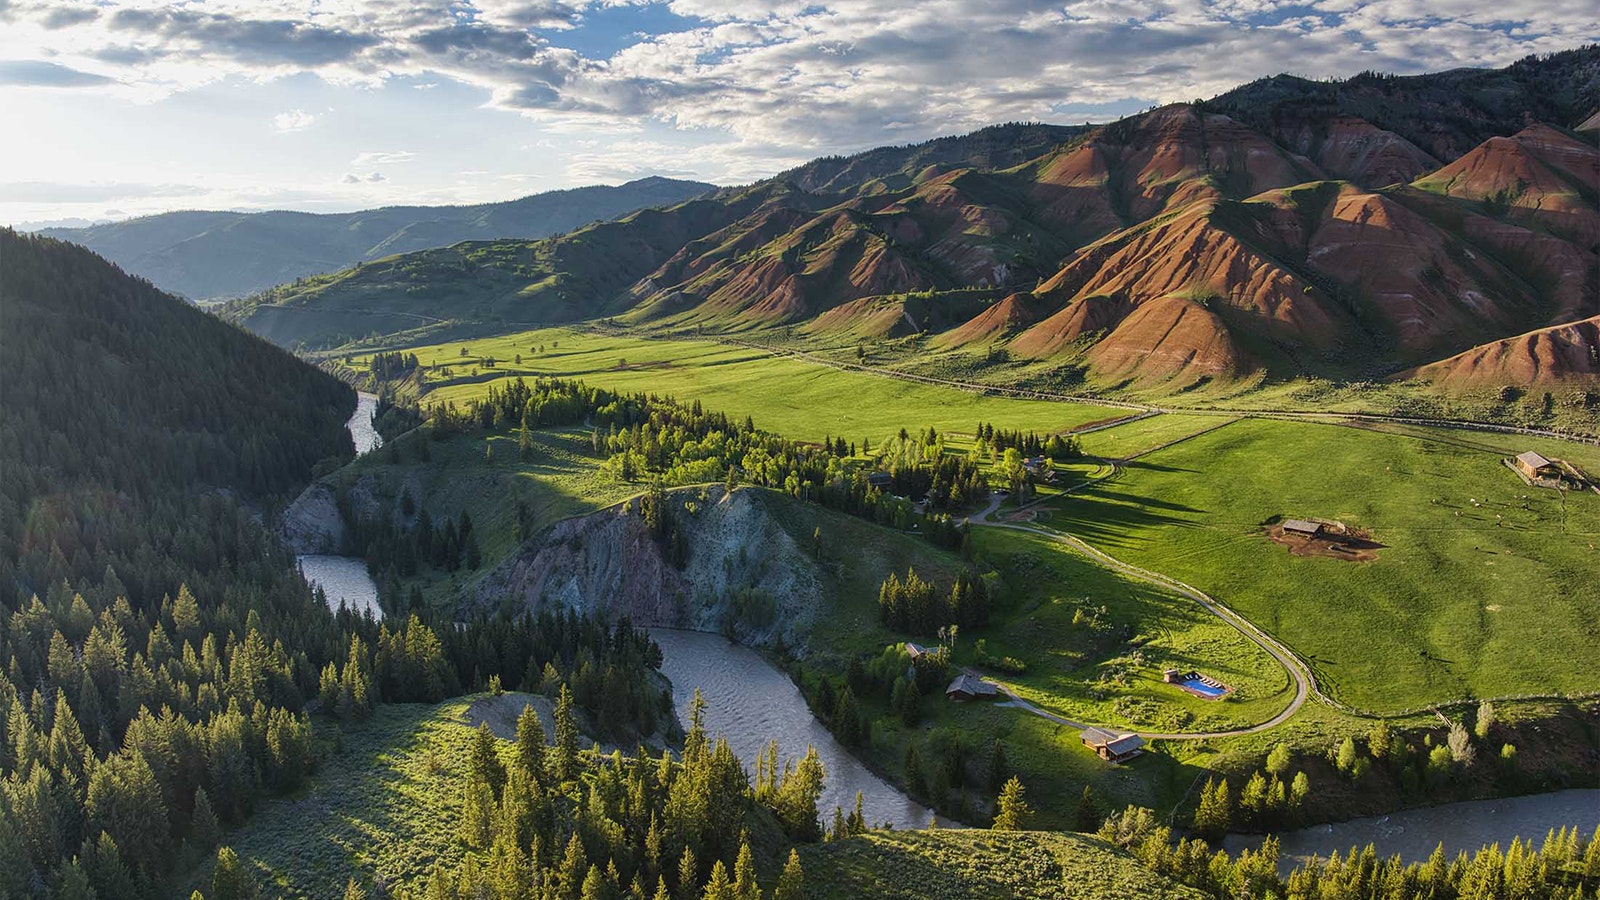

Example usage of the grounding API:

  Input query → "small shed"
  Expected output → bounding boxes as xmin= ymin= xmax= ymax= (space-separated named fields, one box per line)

xmin=867 ymin=471 xmax=893 ymax=490
xmin=1514 ymin=451 xmax=1561 ymax=481
xmin=905 ymin=642 xmax=930 ymax=661
xmin=1080 ymin=727 xmax=1147 ymax=763
xmin=946 ymin=673 xmax=1000 ymax=702
xmin=1282 ymin=519 xmax=1324 ymax=538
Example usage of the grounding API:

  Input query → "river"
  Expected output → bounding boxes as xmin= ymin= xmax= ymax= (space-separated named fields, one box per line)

xmin=650 ymin=628 xmax=937 ymax=831
xmin=297 ymin=390 xmax=385 ymax=617
xmin=1223 ymin=788 xmax=1600 ymax=869
xmin=348 ymin=391 xmax=383 ymax=455
xmin=297 ymin=555 xmax=385 ymax=620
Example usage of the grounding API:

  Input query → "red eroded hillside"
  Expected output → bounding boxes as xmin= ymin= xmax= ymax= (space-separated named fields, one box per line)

xmin=1413 ymin=124 xmax=1600 ymax=244
xmin=1408 ymin=316 xmax=1600 ymax=387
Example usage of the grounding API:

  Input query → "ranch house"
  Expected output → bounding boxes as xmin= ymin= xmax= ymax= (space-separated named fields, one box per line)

xmin=946 ymin=673 xmax=1000 ymax=702
xmin=1514 ymin=451 xmax=1561 ymax=481
xmin=1080 ymin=727 xmax=1146 ymax=763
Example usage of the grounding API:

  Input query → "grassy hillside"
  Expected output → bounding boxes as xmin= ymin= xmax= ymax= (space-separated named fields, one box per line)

xmin=1047 ymin=417 xmax=1600 ymax=712
xmin=347 ymin=326 xmax=1119 ymax=440
xmin=800 ymin=830 xmax=1207 ymax=900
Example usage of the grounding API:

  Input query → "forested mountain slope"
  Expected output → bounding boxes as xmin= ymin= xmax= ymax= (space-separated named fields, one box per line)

xmin=0 ymin=231 xmax=676 ymax=896
xmin=36 ymin=176 xmax=713 ymax=302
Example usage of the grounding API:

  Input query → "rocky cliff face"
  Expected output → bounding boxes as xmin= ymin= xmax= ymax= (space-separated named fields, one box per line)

xmin=476 ymin=486 xmax=827 ymax=647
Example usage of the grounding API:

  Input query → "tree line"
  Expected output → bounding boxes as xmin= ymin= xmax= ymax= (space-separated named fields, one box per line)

xmin=401 ymin=376 xmax=979 ymax=555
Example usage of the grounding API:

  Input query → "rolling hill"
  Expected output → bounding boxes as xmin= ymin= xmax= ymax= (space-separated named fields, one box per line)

xmin=223 ymin=49 xmax=1600 ymax=395
xmin=35 ymin=175 xmax=713 ymax=301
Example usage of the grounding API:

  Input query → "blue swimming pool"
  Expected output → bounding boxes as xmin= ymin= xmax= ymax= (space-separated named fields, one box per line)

xmin=1182 ymin=680 xmax=1230 ymax=698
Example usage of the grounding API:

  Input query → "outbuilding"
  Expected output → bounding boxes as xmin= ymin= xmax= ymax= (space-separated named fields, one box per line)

xmin=1282 ymin=519 xmax=1324 ymax=538
xmin=946 ymin=673 xmax=1000 ymax=702
xmin=1514 ymin=451 xmax=1561 ymax=481
xmin=1080 ymin=727 xmax=1146 ymax=763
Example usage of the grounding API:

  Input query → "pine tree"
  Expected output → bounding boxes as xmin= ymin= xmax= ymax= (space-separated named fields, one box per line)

xmin=988 ymin=740 xmax=1008 ymax=792
xmin=772 ymin=849 xmax=803 ymax=900
xmin=212 ymin=846 xmax=255 ymax=900
xmin=516 ymin=703 xmax=547 ymax=782
xmin=343 ymin=878 xmax=367 ymax=900
xmin=1265 ymin=742 xmax=1292 ymax=776
xmin=560 ymin=833 xmax=589 ymax=900
xmin=1193 ymin=778 xmax=1232 ymax=839
xmin=1072 ymin=785 xmax=1099 ymax=833
xmin=191 ymin=788 xmax=222 ymax=851
xmin=554 ymin=684 xmax=581 ymax=782
xmin=992 ymin=777 xmax=1032 ymax=830
xmin=701 ymin=860 xmax=735 ymax=900
xmin=733 ymin=841 xmax=761 ymax=900
xmin=470 ymin=723 xmax=507 ymax=797
xmin=676 ymin=847 xmax=698 ymax=900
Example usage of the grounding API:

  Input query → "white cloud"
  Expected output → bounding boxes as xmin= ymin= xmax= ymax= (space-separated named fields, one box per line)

xmin=1 ymin=0 xmax=1594 ymax=216
xmin=272 ymin=109 xmax=318 ymax=132
xmin=351 ymin=150 xmax=416 ymax=165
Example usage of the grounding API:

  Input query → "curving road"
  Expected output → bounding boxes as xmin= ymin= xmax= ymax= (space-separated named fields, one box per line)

xmin=967 ymin=491 xmax=1320 ymax=741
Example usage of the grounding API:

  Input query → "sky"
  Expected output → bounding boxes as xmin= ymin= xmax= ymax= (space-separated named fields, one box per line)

xmin=1 ymin=0 xmax=1594 ymax=227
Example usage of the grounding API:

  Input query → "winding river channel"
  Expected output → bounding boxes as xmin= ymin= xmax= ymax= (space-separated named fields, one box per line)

xmin=296 ymin=391 xmax=386 ymax=618
xmin=1224 ymin=788 xmax=1600 ymax=870
xmin=650 ymin=628 xmax=936 ymax=830
xmin=292 ymin=388 xmax=1597 ymax=854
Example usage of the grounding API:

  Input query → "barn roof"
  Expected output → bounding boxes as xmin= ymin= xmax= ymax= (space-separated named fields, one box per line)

xmin=1517 ymin=451 xmax=1554 ymax=469
xmin=946 ymin=673 xmax=998 ymax=696
xmin=1105 ymin=734 xmax=1147 ymax=755
xmin=1080 ymin=727 xmax=1121 ymax=746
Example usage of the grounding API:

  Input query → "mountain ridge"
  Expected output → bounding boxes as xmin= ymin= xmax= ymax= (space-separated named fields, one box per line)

xmin=219 ymin=49 xmax=1600 ymax=394
xmin=35 ymin=175 xmax=715 ymax=301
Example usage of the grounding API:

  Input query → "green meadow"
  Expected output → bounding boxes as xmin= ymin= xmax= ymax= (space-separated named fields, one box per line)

xmin=969 ymin=528 xmax=1293 ymax=735
xmin=1076 ymin=413 xmax=1237 ymax=460
xmin=1046 ymin=417 xmax=1600 ymax=713
xmin=348 ymin=326 xmax=1116 ymax=440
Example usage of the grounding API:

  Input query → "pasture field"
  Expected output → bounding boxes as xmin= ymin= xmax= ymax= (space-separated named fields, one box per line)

xmin=1045 ymin=417 xmax=1600 ymax=713
xmin=755 ymin=492 xmax=1295 ymax=738
xmin=1076 ymin=413 xmax=1238 ymax=460
xmin=348 ymin=326 xmax=1115 ymax=440
xmin=969 ymin=528 xmax=1293 ymax=735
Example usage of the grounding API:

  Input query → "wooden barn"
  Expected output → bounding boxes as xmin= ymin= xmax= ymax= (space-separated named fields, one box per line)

xmin=1514 ymin=451 xmax=1561 ymax=481
xmin=946 ymin=673 xmax=1000 ymax=702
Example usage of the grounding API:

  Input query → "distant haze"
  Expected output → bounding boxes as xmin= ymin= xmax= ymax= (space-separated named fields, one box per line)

xmin=37 ymin=176 xmax=714 ymax=301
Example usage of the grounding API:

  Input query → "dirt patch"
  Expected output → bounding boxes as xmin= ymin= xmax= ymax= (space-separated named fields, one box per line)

xmin=1000 ymin=509 xmax=1039 ymax=523
xmin=1265 ymin=523 xmax=1384 ymax=562
xmin=464 ymin=691 xmax=556 ymax=741
xmin=462 ymin=689 xmax=672 ymax=752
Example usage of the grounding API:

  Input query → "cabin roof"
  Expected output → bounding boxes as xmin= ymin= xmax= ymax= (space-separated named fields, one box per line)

xmin=1517 ymin=451 xmax=1554 ymax=469
xmin=1106 ymin=734 xmax=1147 ymax=755
xmin=1080 ymin=727 xmax=1145 ymax=754
xmin=946 ymin=673 xmax=998 ymax=696
xmin=1282 ymin=518 xmax=1322 ymax=533
xmin=1080 ymin=727 xmax=1120 ymax=745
